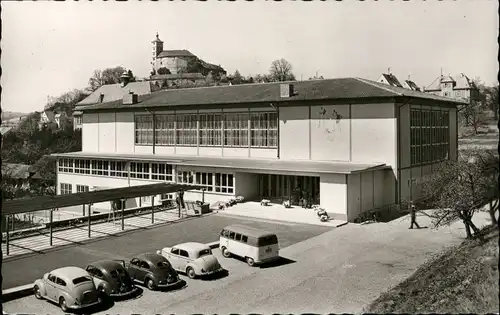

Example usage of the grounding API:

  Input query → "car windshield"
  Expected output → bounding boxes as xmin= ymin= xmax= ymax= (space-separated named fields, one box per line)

xmin=72 ymin=276 xmax=92 ymax=285
xmin=157 ymin=261 xmax=172 ymax=269
xmin=198 ymin=249 xmax=212 ymax=257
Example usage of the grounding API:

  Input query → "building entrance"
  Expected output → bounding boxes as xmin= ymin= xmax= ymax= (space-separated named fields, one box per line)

xmin=258 ymin=174 xmax=320 ymax=206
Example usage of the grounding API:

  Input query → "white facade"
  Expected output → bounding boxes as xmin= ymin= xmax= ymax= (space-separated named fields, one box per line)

xmin=59 ymin=98 xmax=457 ymax=222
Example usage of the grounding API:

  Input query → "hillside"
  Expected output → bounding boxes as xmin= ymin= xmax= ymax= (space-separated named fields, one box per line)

xmin=365 ymin=225 xmax=499 ymax=314
xmin=1 ymin=111 xmax=29 ymax=121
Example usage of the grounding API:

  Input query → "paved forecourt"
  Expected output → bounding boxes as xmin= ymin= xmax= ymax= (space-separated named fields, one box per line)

xmin=3 ymin=211 xmax=492 ymax=314
xmin=1 ymin=213 xmax=332 ymax=290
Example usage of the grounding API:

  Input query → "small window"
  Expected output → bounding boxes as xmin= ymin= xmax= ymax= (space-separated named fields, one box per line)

xmin=86 ymin=266 xmax=94 ymax=274
xmin=48 ymin=274 xmax=56 ymax=283
xmin=72 ymin=276 xmax=92 ymax=285
xmin=140 ymin=261 xmax=150 ymax=269
xmin=131 ymin=258 xmax=140 ymax=266
xmin=157 ymin=261 xmax=172 ymax=269
xmin=220 ymin=229 xmax=226 ymax=236
xmin=171 ymin=248 xmax=180 ymax=255
xmin=179 ymin=250 xmax=189 ymax=258
xmin=56 ymin=278 xmax=67 ymax=286
xmin=241 ymin=235 xmax=248 ymax=243
xmin=198 ymin=249 xmax=212 ymax=257
xmin=229 ymin=231 xmax=235 ymax=239
xmin=257 ymin=234 xmax=279 ymax=247
xmin=235 ymin=233 xmax=242 ymax=241
xmin=94 ymin=269 xmax=104 ymax=279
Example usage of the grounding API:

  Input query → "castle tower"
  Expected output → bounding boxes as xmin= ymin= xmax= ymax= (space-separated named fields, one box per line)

xmin=151 ymin=32 xmax=164 ymax=72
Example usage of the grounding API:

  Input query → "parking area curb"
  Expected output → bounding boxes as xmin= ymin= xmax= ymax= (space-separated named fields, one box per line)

xmin=2 ymin=241 xmax=220 ymax=303
xmin=2 ymin=284 xmax=33 ymax=303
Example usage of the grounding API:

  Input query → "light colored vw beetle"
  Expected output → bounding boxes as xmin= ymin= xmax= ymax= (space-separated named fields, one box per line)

xmin=157 ymin=242 xmax=223 ymax=279
xmin=33 ymin=266 xmax=101 ymax=312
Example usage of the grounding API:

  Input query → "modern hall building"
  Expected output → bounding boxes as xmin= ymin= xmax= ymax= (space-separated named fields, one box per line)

xmin=52 ymin=77 xmax=464 ymax=222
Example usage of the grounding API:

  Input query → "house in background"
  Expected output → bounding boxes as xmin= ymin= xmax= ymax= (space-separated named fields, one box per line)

xmin=2 ymin=163 xmax=38 ymax=191
xmin=423 ymin=73 xmax=479 ymax=106
xmin=402 ymin=78 xmax=421 ymax=91
xmin=73 ymin=111 xmax=83 ymax=130
xmin=53 ymin=77 xmax=464 ymax=222
xmin=38 ymin=110 xmax=57 ymax=130
xmin=54 ymin=112 xmax=70 ymax=129
xmin=377 ymin=73 xmax=403 ymax=88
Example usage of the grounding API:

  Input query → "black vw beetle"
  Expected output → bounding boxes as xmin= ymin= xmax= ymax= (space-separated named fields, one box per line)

xmin=124 ymin=253 xmax=184 ymax=291
xmin=85 ymin=260 xmax=139 ymax=299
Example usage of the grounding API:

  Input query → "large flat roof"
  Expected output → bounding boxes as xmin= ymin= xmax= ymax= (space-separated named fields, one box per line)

xmin=51 ymin=151 xmax=389 ymax=175
xmin=75 ymin=77 xmax=465 ymax=112
xmin=2 ymin=182 xmax=199 ymax=215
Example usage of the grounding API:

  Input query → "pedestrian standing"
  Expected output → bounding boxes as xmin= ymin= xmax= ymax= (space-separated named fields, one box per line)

xmin=179 ymin=190 xmax=185 ymax=209
xmin=409 ymin=201 xmax=420 ymax=229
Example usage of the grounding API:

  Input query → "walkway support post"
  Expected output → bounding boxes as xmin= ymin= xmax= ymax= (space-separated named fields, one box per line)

xmin=82 ymin=204 xmax=86 ymax=217
xmin=49 ymin=209 xmax=53 ymax=246
xmin=6 ymin=215 xmax=10 ymax=256
xmin=202 ymin=189 xmax=205 ymax=203
xmin=151 ymin=195 xmax=155 ymax=224
xmin=88 ymin=204 xmax=91 ymax=238
xmin=121 ymin=199 xmax=125 ymax=231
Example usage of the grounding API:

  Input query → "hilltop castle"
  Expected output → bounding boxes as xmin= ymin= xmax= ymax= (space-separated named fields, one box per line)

xmin=150 ymin=32 xmax=225 ymax=77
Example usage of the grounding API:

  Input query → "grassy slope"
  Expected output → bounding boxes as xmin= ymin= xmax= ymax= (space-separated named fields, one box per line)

xmin=365 ymin=226 xmax=499 ymax=314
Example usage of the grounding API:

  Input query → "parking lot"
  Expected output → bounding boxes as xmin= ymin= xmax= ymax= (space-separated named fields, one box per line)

xmin=2 ymin=211 xmax=492 ymax=314
xmin=1 ymin=213 xmax=332 ymax=290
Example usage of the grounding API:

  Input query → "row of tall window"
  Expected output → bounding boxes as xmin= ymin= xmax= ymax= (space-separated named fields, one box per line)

xmin=58 ymin=159 xmax=235 ymax=194
xmin=410 ymin=109 xmax=450 ymax=165
xmin=135 ymin=112 xmax=278 ymax=148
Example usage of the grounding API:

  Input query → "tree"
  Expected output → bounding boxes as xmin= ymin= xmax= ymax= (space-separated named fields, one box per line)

xmin=269 ymin=58 xmax=296 ymax=82
xmin=88 ymin=66 xmax=126 ymax=91
xmin=157 ymin=67 xmax=171 ymax=75
xmin=45 ymin=89 xmax=88 ymax=115
xmin=474 ymin=149 xmax=500 ymax=226
xmin=484 ymin=84 xmax=499 ymax=120
xmin=421 ymin=150 xmax=499 ymax=238
xmin=460 ymin=79 xmax=493 ymax=134
xmin=127 ymin=70 xmax=137 ymax=83
xmin=183 ymin=57 xmax=203 ymax=74
xmin=254 ymin=74 xmax=271 ymax=83
xmin=229 ymin=70 xmax=243 ymax=85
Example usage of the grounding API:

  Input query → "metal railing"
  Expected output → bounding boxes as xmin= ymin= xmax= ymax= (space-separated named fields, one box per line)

xmin=1 ymin=197 xmax=188 ymax=257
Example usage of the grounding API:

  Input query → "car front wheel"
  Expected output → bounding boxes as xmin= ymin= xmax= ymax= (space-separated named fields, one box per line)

xmin=186 ymin=267 xmax=196 ymax=279
xmin=33 ymin=285 xmax=42 ymax=300
xmin=222 ymin=247 xmax=231 ymax=258
xmin=59 ymin=297 xmax=68 ymax=312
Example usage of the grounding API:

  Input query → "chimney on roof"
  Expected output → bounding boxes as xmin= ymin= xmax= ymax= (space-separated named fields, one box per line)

xmin=99 ymin=93 xmax=104 ymax=103
xmin=123 ymin=91 xmax=138 ymax=105
xmin=280 ymin=83 xmax=294 ymax=98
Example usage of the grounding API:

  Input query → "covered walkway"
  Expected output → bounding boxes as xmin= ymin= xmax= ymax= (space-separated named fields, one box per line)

xmin=2 ymin=182 xmax=199 ymax=257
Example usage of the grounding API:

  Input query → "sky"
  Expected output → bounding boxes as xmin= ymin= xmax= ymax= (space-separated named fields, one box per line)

xmin=1 ymin=0 xmax=498 ymax=114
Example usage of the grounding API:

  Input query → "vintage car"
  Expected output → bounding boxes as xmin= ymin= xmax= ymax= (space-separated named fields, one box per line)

xmin=124 ymin=253 xmax=182 ymax=290
xmin=33 ymin=266 xmax=101 ymax=312
xmin=85 ymin=260 xmax=138 ymax=298
xmin=157 ymin=242 xmax=224 ymax=279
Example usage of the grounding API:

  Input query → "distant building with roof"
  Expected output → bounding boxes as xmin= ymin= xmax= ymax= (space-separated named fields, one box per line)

xmin=74 ymin=73 xmax=152 ymax=130
xmin=378 ymin=72 xmax=421 ymax=91
xmin=150 ymin=32 xmax=225 ymax=77
xmin=54 ymin=77 xmax=464 ymax=222
xmin=423 ymin=73 xmax=479 ymax=105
